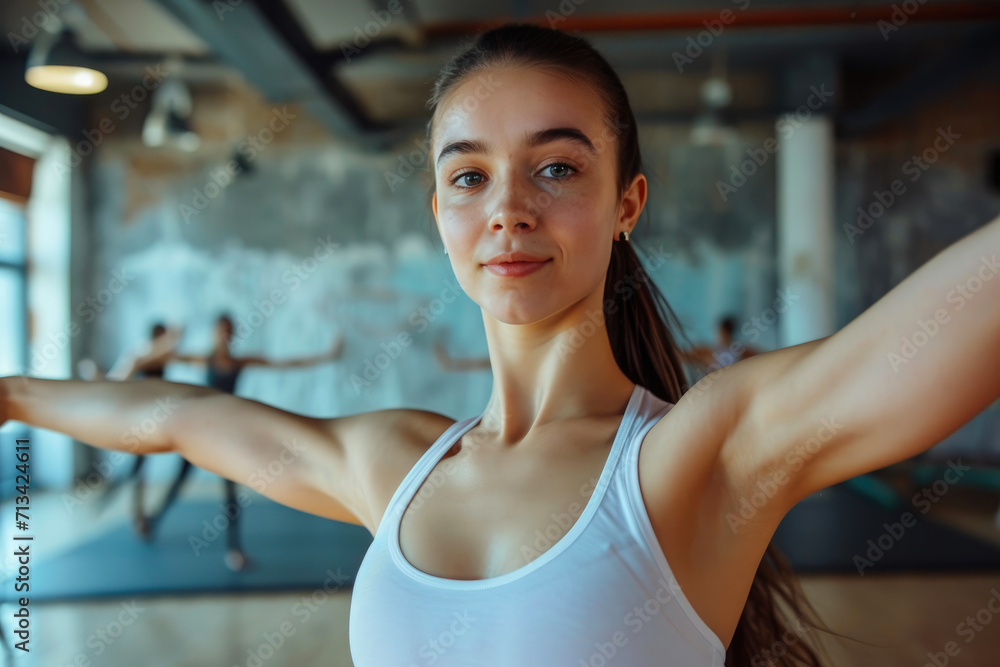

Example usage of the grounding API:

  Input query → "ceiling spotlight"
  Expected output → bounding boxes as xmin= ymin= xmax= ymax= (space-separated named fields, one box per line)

xmin=690 ymin=47 xmax=739 ymax=147
xmin=25 ymin=27 xmax=108 ymax=95
xmin=142 ymin=77 xmax=200 ymax=152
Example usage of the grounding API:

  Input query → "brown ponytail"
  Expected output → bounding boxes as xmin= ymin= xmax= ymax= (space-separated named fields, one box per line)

xmin=607 ymin=237 xmax=866 ymax=665
xmin=425 ymin=21 xmax=865 ymax=666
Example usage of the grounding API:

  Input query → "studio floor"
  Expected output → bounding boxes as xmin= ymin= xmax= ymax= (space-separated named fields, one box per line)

xmin=2 ymin=474 xmax=999 ymax=667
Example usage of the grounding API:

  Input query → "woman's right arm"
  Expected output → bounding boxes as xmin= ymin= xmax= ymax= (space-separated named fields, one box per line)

xmin=0 ymin=376 xmax=383 ymax=528
xmin=168 ymin=353 xmax=208 ymax=363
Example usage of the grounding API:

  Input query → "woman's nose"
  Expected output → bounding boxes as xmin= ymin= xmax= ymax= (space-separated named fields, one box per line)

xmin=487 ymin=176 xmax=538 ymax=232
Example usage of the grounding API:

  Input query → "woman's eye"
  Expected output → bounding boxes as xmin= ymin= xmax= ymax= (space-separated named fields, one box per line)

xmin=452 ymin=171 xmax=483 ymax=188
xmin=449 ymin=163 xmax=575 ymax=188
xmin=542 ymin=162 xmax=575 ymax=178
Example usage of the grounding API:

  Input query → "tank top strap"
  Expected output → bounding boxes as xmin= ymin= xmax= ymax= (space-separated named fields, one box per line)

xmin=377 ymin=413 xmax=481 ymax=538
xmin=380 ymin=384 xmax=656 ymax=541
xmin=619 ymin=390 xmax=676 ymax=472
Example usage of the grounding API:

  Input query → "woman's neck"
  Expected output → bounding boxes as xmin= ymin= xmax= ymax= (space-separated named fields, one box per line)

xmin=478 ymin=305 xmax=635 ymax=446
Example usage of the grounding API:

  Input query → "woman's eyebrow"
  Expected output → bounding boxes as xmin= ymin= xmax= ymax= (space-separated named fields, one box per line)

xmin=436 ymin=138 xmax=489 ymax=169
xmin=525 ymin=127 xmax=597 ymax=157
xmin=435 ymin=127 xmax=597 ymax=169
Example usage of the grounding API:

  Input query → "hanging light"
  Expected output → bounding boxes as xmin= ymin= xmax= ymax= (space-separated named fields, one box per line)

xmin=142 ymin=77 xmax=200 ymax=152
xmin=690 ymin=78 xmax=739 ymax=146
xmin=25 ymin=27 xmax=108 ymax=95
xmin=690 ymin=46 xmax=739 ymax=147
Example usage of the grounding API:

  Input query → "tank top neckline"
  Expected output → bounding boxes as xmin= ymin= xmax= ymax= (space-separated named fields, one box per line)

xmin=388 ymin=382 xmax=645 ymax=590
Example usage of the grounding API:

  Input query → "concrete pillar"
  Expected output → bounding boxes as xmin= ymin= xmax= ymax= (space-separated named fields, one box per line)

xmin=776 ymin=54 xmax=838 ymax=347
xmin=776 ymin=115 xmax=836 ymax=346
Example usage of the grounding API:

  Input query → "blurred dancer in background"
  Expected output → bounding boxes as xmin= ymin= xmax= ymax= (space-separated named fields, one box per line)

xmin=683 ymin=314 xmax=760 ymax=375
xmin=79 ymin=322 xmax=182 ymax=527
xmin=155 ymin=313 xmax=344 ymax=571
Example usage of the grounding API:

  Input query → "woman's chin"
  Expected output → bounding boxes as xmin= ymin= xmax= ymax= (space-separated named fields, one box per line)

xmin=482 ymin=301 xmax=562 ymax=327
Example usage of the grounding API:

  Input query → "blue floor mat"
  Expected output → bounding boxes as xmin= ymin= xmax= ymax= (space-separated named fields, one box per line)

xmin=3 ymin=483 xmax=997 ymax=603
xmin=1 ymin=498 xmax=373 ymax=603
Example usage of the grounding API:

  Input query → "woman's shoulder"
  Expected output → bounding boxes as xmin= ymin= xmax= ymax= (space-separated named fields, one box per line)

xmin=392 ymin=408 xmax=463 ymax=453
xmin=336 ymin=406 xmax=458 ymax=463
xmin=344 ymin=407 xmax=461 ymax=532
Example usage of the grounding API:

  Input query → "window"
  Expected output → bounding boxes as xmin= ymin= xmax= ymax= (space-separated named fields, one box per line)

xmin=0 ymin=197 xmax=28 ymax=379
xmin=0 ymin=151 xmax=31 ymax=500
xmin=0 ymin=111 xmax=74 ymax=497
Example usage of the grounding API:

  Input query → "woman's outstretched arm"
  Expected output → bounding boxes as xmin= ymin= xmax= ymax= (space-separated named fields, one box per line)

xmin=105 ymin=326 xmax=185 ymax=380
xmin=167 ymin=353 xmax=210 ymax=364
xmin=123 ymin=326 xmax=186 ymax=380
xmin=2 ymin=377 xmax=202 ymax=454
xmin=0 ymin=376 xmax=369 ymax=525
xmin=713 ymin=212 xmax=1000 ymax=511
xmin=240 ymin=335 xmax=345 ymax=369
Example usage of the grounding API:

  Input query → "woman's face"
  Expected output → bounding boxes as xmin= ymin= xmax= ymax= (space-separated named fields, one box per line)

xmin=431 ymin=66 xmax=644 ymax=326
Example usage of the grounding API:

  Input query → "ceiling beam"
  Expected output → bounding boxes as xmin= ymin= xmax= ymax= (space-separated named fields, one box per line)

xmin=419 ymin=3 xmax=1000 ymax=38
xmin=150 ymin=0 xmax=393 ymax=147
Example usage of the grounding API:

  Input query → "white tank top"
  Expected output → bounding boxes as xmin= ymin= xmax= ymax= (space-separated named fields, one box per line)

xmin=349 ymin=383 xmax=727 ymax=666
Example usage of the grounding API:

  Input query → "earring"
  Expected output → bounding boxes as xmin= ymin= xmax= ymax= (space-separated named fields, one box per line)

xmin=619 ymin=230 xmax=631 ymax=242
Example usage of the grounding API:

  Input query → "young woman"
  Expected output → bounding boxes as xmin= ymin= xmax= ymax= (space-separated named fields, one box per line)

xmin=2 ymin=24 xmax=998 ymax=666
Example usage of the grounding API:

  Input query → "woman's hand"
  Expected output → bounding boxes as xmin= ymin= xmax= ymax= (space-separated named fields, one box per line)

xmin=0 ymin=376 xmax=9 ymax=429
xmin=0 ymin=375 xmax=25 ymax=429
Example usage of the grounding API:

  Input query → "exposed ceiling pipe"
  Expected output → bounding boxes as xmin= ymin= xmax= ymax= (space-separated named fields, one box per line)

xmin=422 ymin=3 xmax=1000 ymax=37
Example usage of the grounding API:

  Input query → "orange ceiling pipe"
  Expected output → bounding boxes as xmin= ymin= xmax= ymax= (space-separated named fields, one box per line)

xmin=422 ymin=3 xmax=1000 ymax=37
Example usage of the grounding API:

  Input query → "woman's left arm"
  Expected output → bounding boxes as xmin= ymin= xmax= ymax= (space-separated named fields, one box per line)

xmin=242 ymin=336 xmax=345 ymax=368
xmin=729 ymin=213 xmax=1000 ymax=509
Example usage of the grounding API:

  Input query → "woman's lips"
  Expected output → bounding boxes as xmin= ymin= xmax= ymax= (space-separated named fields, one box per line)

xmin=483 ymin=259 xmax=552 ymax=277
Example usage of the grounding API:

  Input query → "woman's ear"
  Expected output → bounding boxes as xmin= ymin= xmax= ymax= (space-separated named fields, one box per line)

xmin=431 ymin=190 xmax=445 ymax=242
xmin=618 ymin=173 xmax=647 ymax=232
